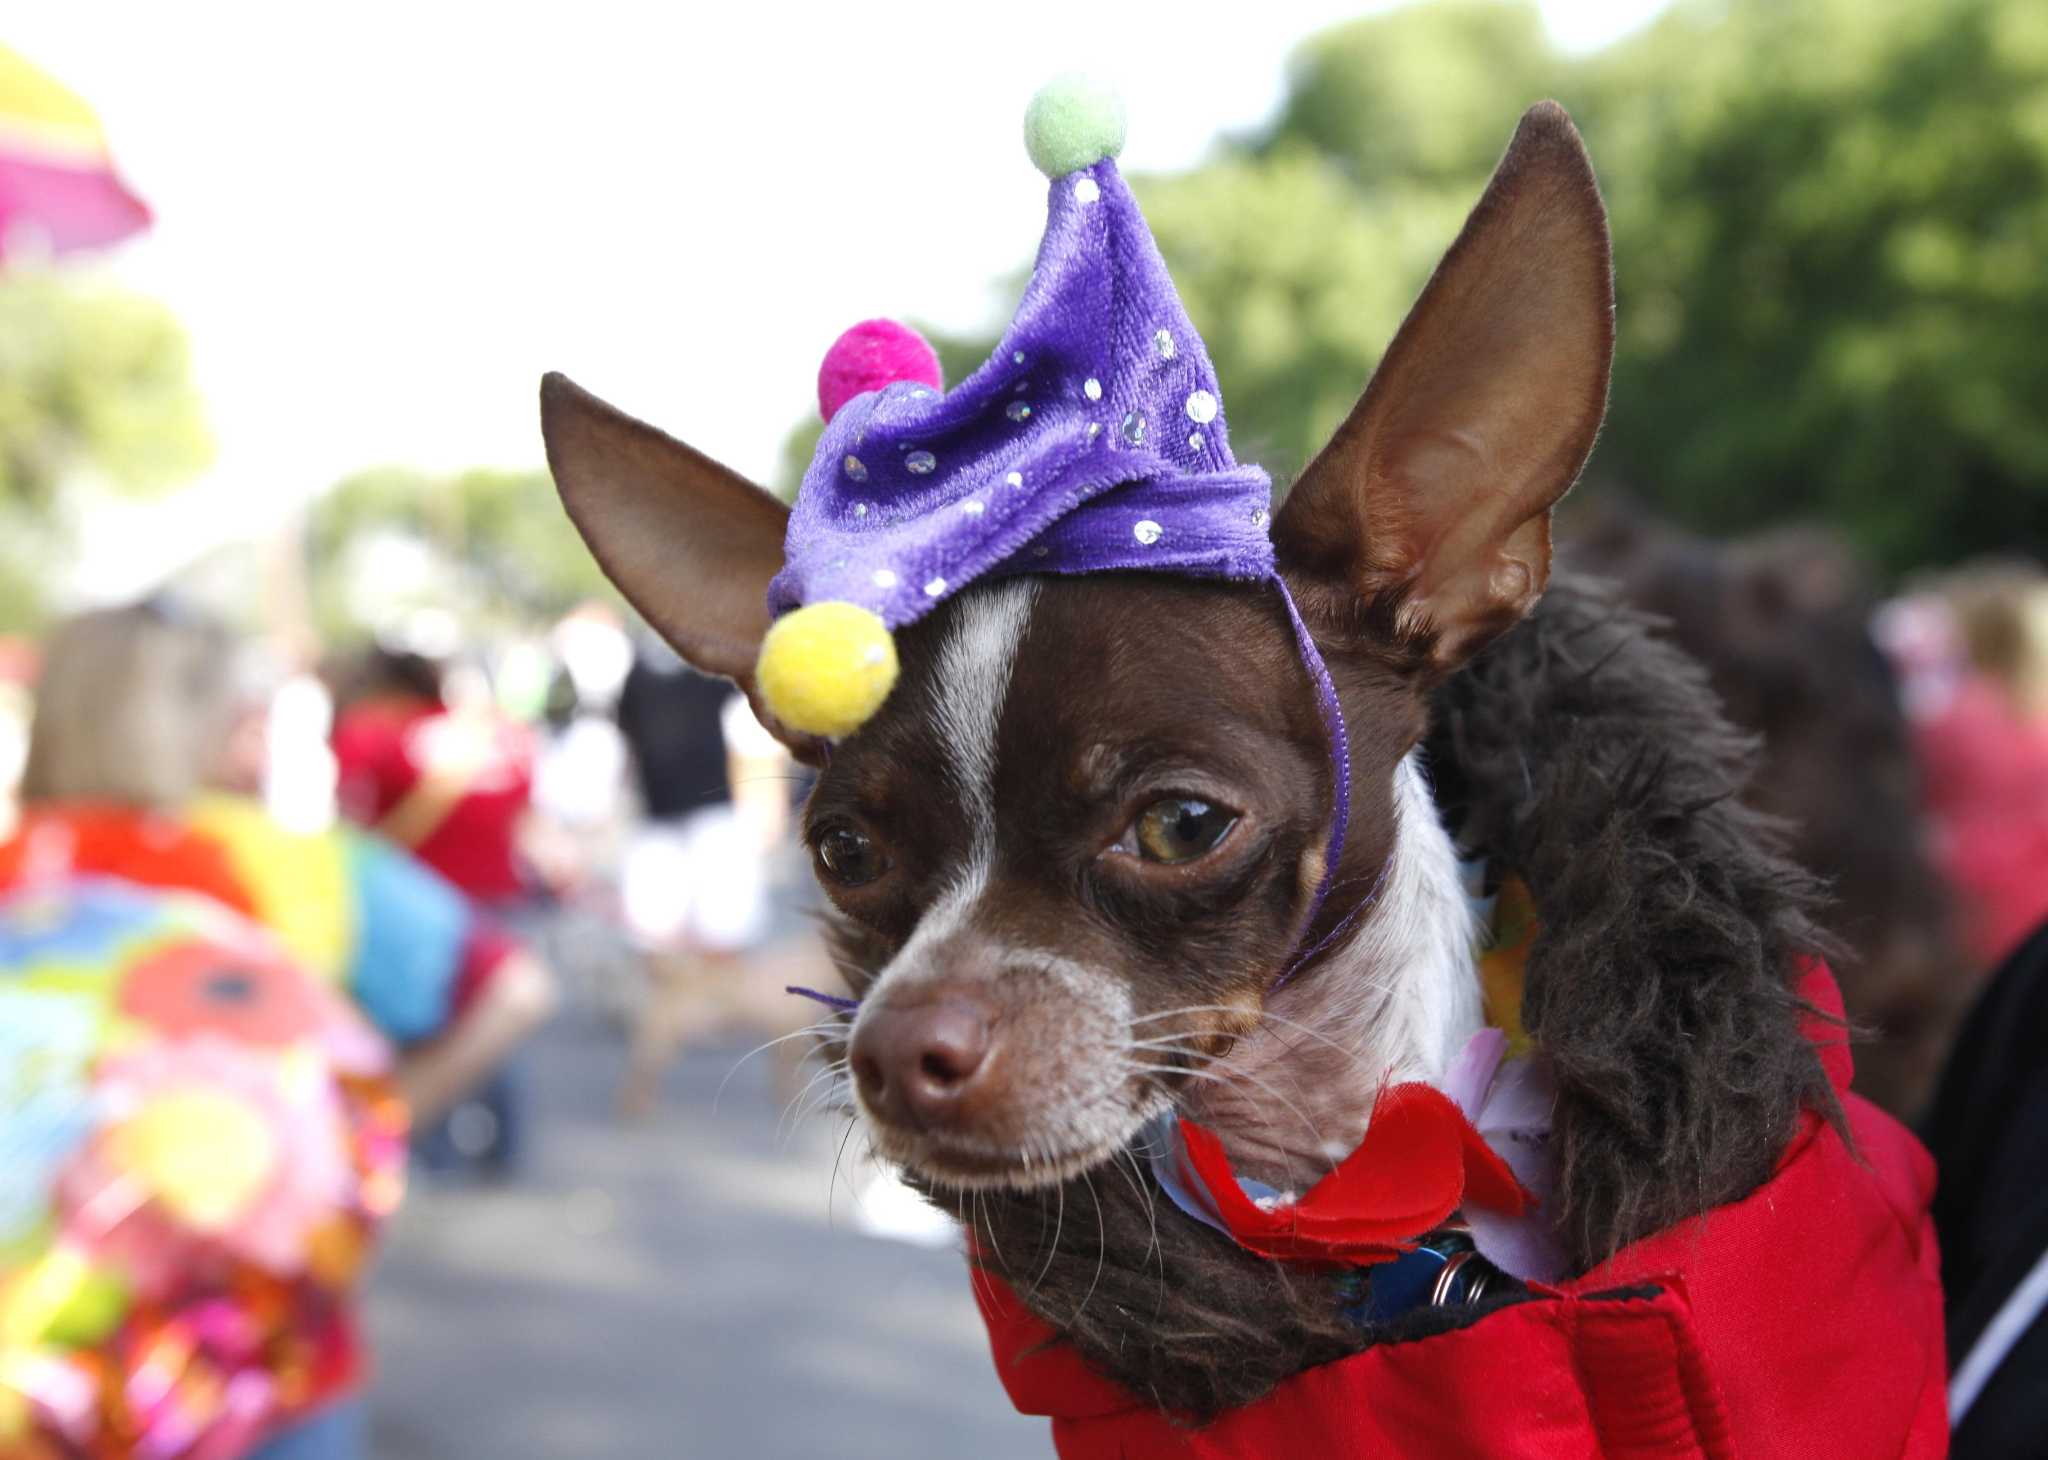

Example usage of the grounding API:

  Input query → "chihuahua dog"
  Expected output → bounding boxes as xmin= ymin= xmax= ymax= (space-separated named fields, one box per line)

xmin=540 ymin=104 xmax=1830 ymax=1415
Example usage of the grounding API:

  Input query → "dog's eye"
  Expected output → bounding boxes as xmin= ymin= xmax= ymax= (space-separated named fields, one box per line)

xmin=816 ymin=826 xmax=886 ymax=887
xmin=1133 ymin=798 xmax=1237 ymax=864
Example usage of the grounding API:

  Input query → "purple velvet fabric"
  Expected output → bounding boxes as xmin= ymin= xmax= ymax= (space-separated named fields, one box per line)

xmin=769 ymin=159 xmax=1276 ymax=625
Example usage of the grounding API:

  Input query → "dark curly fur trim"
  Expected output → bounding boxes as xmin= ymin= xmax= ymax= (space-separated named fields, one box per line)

xmin=881 ymin=573 xmax=1840 ymax=1419
xmin=1425 ymin=574 xmax=1842 ymax=1267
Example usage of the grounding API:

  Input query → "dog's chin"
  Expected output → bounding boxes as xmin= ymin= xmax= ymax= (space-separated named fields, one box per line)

xmin=862 ymin=1091 xmax=1169 ymax=1193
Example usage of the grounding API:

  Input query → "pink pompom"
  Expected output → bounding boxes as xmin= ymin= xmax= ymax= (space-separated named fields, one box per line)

xmin=817 ymin=319 xmax=943 ymax=422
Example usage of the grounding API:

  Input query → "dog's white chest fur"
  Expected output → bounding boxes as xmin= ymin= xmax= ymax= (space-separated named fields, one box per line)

xmin=1183 ymin=754 xmax=1486 ymax=1188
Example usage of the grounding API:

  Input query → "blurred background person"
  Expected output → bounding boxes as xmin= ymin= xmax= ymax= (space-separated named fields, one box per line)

xmin=328 ymin=628 xmax=537 ymax=913
xmin=326 ymin=628 xmax=554 ymax=1173
xmin=0 ymin=880 xmax=406 ymax=1460
xmin=528 ymin=604 xmax=634 ymax=891
xmin=522 ymin=602 xmax=641 ymax=1026
xmin=1569 ymin=506 xmax=1971 ymax=1118
xmin=1883 ymin=562 xmax=2048 ymax=974
xmin=610 ymin=636 xmax=820 ymax=1119
xmin=1924 ymin=908 xmax=2048 ymax=1457
xmin=0 ymin=599 xmax=556 ymax=1145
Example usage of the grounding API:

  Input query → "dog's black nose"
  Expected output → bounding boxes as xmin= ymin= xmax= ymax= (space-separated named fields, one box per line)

xmin=851 ymin=994 xmax=994 ymax=1129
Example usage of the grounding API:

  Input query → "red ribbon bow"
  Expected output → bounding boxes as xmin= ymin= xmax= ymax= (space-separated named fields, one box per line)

xmin=1176 ymin=1082 xmax=1530 ymax=1266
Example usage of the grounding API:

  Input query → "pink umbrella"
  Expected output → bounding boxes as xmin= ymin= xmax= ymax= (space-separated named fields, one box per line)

xmin=0 ymin=43 xmax=149 ymax=259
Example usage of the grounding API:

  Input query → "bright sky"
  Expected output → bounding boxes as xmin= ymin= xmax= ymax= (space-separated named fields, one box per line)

xmin=15 ymin=0 xmax=1668 ymax=598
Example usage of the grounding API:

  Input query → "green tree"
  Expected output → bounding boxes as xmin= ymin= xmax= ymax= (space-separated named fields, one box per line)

xmin=1177 ymin=0 xmax=2048 ymax=569
xmin=1146 ymin=0 xmax=1585 ymax=483
xmin=1586 ymin=0 xmax=2048 ymax=568
xmin=801 ymin=0 xmax=2047 ymax=573
xmin=307 ymin=465 xmax=615 ymax=643
xmin=0 ymin=272 xmax=211 ymax=627
xmin=0 ymin=273 xmax=210 ymax=508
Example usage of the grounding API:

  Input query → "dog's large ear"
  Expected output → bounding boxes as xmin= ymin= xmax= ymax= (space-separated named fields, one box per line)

xmin=540 ymin=371 xmax=788 ymax=683
xmin=1275 ymin=102 xmax=1613 ymax=677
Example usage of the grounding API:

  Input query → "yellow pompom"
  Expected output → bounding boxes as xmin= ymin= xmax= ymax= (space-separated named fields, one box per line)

xmin=756 ymin=601 xmax=900 ymax=739
xmin=107 ymin=1090 xmax=277 ymax=1232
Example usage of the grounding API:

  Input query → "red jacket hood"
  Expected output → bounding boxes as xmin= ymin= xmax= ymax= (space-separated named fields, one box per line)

xmin=974 ymin=968 xmax=1949 ymax=1458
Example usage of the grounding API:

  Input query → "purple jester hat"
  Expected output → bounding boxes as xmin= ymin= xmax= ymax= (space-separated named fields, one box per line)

xmin=757 ymin=77 xmax=1355 ymax=989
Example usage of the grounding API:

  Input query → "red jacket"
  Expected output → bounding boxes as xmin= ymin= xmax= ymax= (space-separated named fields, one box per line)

xmin=976 ymin=970 xmax=1947 ymax=1458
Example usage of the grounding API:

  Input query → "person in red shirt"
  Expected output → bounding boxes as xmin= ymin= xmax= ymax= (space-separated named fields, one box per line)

xmin=328 ymin=639 xmax=548 ymax=1174
xmin=329 ymin=645 xmax=537 ymax=904
xmin=1881 ymin=569 xmax=2048 ymax=970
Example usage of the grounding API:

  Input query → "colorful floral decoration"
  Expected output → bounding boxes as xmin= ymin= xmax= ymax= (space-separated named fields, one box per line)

xmin=117 ymin=941 xmax=327 ymax=1049
xmin=0 ymin=880 xmax=404 ymax=1458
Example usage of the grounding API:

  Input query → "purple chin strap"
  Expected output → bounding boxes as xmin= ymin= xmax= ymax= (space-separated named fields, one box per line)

xmin=786 ymin=984 xmax=862 ymax=1012
xmin=1267 ymin=573 xmax=1361 ymax=992
xmin=788 ymin=571 xmax=1356 ymax=1013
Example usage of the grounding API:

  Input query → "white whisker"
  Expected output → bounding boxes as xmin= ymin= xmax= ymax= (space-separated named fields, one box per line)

xmin=721 ymin=1021 xmax=840 ymax=1114
xmin=1027 ymin=1163 xmax=1067 ymax=1302
xmin=1074 ymin=1170 xmax=1108 ymax=1323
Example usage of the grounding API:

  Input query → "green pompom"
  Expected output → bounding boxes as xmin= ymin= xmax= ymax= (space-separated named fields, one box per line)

xmin=1024 ymin=75 xmax=1127 ymax=178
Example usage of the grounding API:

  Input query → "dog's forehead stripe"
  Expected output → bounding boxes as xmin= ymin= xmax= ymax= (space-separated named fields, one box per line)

xmin=854 ymin=581 xmax=1036 ymax=1011
xmin=931 ymin=581 xmax=1038 ymax=861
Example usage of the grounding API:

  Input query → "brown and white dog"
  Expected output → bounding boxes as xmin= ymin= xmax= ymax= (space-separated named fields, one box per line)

xmin=540 ymin=105 xmax=1834 ymax=1414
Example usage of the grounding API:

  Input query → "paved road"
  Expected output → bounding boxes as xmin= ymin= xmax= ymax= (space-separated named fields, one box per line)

xmin=363 ymin=1016 xmax=1049 ymax=1459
